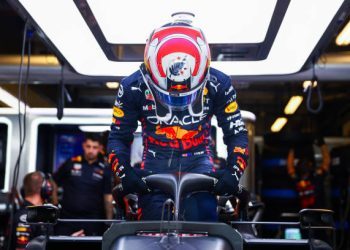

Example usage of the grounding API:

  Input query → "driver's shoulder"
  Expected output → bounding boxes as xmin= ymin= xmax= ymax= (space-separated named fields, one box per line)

xmin=209 ymin=67 xmax=231 ymax=85
xmin=120 ymin=70 xmax=143 ymax=90
xmin=207 ymin=68 xmax=233 ymax=96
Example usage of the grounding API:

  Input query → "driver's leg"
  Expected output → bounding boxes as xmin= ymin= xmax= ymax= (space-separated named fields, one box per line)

xmin=138 ymin=157 xmax=173 ymax=220
xmin=182 ymin=192 xmax=217 ymax=221
xmin=181 ymin=155 xmax=218 ymax=221
xmin=138 ymin=190 xmax=172 ymax=220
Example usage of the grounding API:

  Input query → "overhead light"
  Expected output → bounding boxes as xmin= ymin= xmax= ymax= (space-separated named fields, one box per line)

xmin=0 ymin=55 xmax=59 ymax=66
xmin=15 ymin=0 xmax=344 ymax=76
xmin=79 ymin=125 xmax=110 ymax=132
xmin=271 ymin=117 xmax=287 ymax=132
xmin=284 ymin=96 xmax=303 ymax=115
xmin=106 ymin=82 xmax=120 ymax=89
xmin=336 ymin=20 xmax=350 ymax=46
xmin=0 ymin=87 xmax=30 ymax=113
xmin=303 ymin=80 xmax=318 ymax=90
xmin=89 ymin=0 xmax=275 ymax=44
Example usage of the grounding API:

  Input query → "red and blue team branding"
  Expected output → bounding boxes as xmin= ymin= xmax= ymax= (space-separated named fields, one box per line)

xmin=155 ymin=125 xmax=201 ymax=140
xmin=147 ymin=132 xmax=207 ymax=151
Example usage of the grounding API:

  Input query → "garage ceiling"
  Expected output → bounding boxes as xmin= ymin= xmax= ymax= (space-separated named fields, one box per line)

xmin=8 ymin=0 xmax=350 ymax=76
xmin=0 ymin=1 xmax=350 ymax=136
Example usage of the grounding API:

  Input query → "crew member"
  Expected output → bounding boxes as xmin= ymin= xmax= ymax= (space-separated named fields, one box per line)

xmin=54 ymin=133 xmax=113 ymax=235
xmin=12 ymin=172 xmax=53 ymax=250
xmin=108 ymin=14 xmax=248 ymax=221
xmin=287 ymin=136 xmax=330 ymax=208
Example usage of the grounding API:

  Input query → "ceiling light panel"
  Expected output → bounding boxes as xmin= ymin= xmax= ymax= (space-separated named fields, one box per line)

xmin=17 ymin=0 xmax=344 ymax=76
xmin=88 ymin=0 xmax=276 ymax=44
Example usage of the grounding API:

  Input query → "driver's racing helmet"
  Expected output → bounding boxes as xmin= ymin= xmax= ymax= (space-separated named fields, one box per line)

xmin=141 ymin=13 xmax=211 ymax=120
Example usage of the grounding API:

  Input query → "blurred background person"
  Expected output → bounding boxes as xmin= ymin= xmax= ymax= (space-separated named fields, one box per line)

xmin=53 ymin=133 xmax=113 ymax=236
xmin=287 ymin=136 xmax=330 ymax=209
xmin=11 ymin=172 xmax=54 ymax=250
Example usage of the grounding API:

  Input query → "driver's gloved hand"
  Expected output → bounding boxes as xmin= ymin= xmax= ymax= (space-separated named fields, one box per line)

xmin=109 ymin=152 xmax=150 ymax=195
xmin=208 ymin=166 xmax=242 ymax=196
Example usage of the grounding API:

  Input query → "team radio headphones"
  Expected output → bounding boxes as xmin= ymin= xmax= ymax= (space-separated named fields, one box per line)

xmin=20 ymin=171 xmax=53 ymax=201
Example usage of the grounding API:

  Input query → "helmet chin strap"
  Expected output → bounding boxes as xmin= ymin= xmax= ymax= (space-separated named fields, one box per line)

xmin=188 ymin=84 xmax=205 ymax=117
xmin=155 ymin=105 xmax=173 ymax=122
xmin=139 ymin=66 xmax=173 ymax=122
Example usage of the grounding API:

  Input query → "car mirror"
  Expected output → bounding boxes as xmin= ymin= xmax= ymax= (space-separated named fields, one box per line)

xmin=299 ymin=209 xmax=334 ymax=229
xmin=26 ymin=204 xmax=59 ymax=224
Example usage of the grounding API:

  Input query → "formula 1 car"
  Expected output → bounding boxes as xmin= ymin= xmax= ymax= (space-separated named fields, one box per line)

xmin=25 ymin=173 xmax=334 ymax=250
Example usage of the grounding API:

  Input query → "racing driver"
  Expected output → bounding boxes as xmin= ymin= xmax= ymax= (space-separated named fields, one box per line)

xmin=107 ymin=13 xmax=248 ymax=221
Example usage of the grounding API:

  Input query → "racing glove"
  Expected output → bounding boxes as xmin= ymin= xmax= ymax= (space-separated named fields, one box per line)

xmin=108 ymin=152 xmax=150 ymax=195
xmin=209 ymin=149 xmax=248 ymax=196
xmin=209 ymin=166 xmax=242 ymax=196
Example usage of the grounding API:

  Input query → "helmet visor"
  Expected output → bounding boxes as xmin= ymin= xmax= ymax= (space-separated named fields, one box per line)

xmin=151 ymin=80 xmax=204 ymax=111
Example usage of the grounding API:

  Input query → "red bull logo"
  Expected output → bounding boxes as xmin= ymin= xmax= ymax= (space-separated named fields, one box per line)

xmin=170 ymin=84 xmax=188 ymax=91
xmin=147 ymin=134 xmax=207 ymax=150
xmin=155 ymin=125 xmax=201 ymax=140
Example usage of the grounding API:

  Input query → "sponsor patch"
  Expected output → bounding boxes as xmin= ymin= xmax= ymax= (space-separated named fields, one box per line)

xmin=155 ymin=125 xmax=201 ymax=140
xmin=147 ymin=133 xmax=207 ymax=150
xmin=234 ymin=147 xmax=247 ymax=155
xmin=234 ymin=126 xmax=247 ymax=134
xmin=93 ymin=168 xmax=104 ymax=179
xmin=225 ymin=86 xmax=234 ymax=95
xmin=147 ymin=114 xmax=206 ymax=125
xmin=226 ymin=94 xmax=237 ymax=104
xmin=225 ymin=101 xmax=238 ymax=113
xmin=209 ymin=81 xmax=220 ymax=92
xmin=112 ymin=117 xmax=121 ymax=125
xmin=117 ymin=85 xmax=124 ymax=98
xmin=71 ymin=169 xmax=82 ymax=176
xmin=113 ymin=107 xmax=124 ymax=118
xmin=131 ymin=82 xmax=142 ymax=92
xmin=203 ymin=87 xmax=208 ymax=96
xmin=143 ymin=104 xmax=156 ymax=111
xmin=71 ymin=164 xmax=82 ymax=176
xmin=114 ymin=100 xmax=123 ymax=108
xmin=229 ymin=119 xmax=245 ymax=129
xmin=226 ymin=113 xmax=240 ymax=121
xmin=19 ymin=214 xmax=27 ymax=223
xmin=145 ymin=89 xmax=154 ymax=100
xmin=71 ymin=155 xmax=82 ymax=162
xmin=73 ymin=163 xmax=82 ymax=170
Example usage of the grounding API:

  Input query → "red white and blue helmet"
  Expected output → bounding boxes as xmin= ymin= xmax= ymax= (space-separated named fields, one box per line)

xmin=143 ymin=13 xmax=211 ymax=111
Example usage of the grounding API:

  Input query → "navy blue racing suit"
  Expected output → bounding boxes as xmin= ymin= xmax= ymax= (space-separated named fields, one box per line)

xmin=107 ymin=67 xmax=248 ymax=221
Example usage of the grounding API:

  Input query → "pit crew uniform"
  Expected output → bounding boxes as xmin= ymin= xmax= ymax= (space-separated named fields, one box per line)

xmin=108 ymin=67 xmax=248 ymax=221
xmin=12 ymin=200 xmax=50 ymax=250
xmin=53 ymin=155 xmax=112 ymax=235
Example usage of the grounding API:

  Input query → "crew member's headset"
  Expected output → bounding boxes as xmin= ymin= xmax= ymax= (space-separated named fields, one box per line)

xmin=20 ymin=171 xmax=54 ymax=202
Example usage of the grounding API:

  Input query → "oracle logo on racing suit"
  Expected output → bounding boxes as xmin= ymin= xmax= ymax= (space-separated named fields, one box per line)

xmin=146 ymin=114 xmax=207 ymax=125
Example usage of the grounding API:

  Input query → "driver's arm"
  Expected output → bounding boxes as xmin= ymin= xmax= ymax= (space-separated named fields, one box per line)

xmin=213 ymin=72 xmax=249 ymax=176
xmin=107 ymin=77 xmax=139 ymax=173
